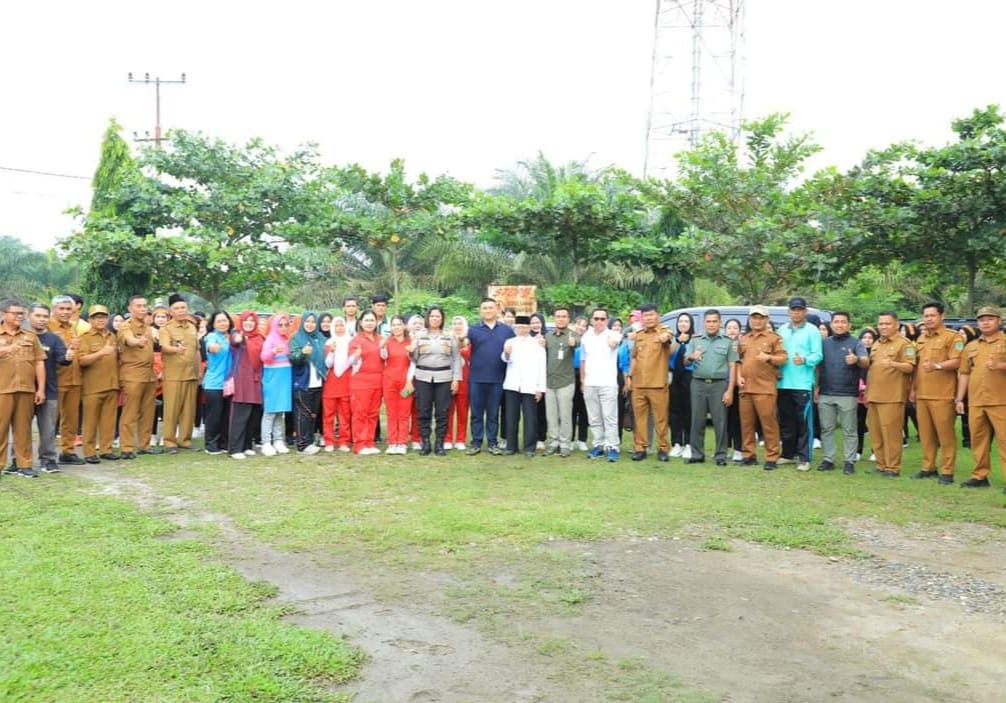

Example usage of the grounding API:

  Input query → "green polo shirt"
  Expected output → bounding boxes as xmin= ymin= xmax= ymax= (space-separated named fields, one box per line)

xmin=685 ymin=333 xmax=738 ymax=380
xmin=544 ymin=327 xmax=578 ymax=389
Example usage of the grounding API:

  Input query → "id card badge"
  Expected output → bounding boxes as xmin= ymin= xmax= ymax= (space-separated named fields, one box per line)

xmin=557 ymin=348 xmax=564 ymax=360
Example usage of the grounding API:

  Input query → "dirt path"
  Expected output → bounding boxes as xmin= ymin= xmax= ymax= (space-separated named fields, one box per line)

xmin=73 ymin=468 xmax=1006 ymax=702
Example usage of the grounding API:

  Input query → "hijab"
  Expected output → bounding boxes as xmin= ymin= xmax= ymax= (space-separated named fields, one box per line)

xmin=318 ymin=312 xmax=333 ymax=339
xmin=237 ymin=310 xmax=264 ymax=370
xmin=291 ymin=310 xmax=328 ymax=376
xmin=328 ymin=316 xmax=351 ymax=376
xmin=262 ymin=313 xmax=290 ymax=361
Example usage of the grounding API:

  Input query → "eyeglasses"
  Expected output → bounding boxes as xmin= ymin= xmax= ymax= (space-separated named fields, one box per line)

xmin=592 ymin=317 xmax=607 ymax=322
xmin=5 ymin=310 xmax=25 ymax=317
xmin=277 ymin=323 xmax=290 ymax=327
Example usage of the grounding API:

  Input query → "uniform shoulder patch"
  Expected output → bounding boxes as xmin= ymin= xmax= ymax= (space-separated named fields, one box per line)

xmin=954 ymin=341 xmax=964 ymax=350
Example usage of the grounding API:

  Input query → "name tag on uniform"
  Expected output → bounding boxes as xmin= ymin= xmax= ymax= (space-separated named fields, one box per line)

xmin=557 ymin=349 xmax=564 ymax=360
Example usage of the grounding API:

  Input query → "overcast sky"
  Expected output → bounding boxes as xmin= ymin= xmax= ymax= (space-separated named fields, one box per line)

xmin=2 ymin=0 xmax=1003 ymax=251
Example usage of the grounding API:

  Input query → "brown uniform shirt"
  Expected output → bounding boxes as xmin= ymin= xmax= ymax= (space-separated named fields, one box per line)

xmin=914 ymin=327 xmax=963 ymax=400
xmin=629 ymin=326 xmax=673 ymax=388
xmin=79 ymin=328 xmax=120 ymax=394
xmin=866 ymin=335 xmax=916 ymax=403
xmin=0 ymin=327 xmax=45 ymax=394
xmin=159 ymin=319 xmax=200 ymax=382
xmin=47 ymin=318 xmax=83 ymax=387
xmin=960 ymin=331 xmax=1006 ymax=407
xmin=738 ymin=329 xmax=787 ymax=395
xmin=118 ymin=316 xmax=156 ymax=383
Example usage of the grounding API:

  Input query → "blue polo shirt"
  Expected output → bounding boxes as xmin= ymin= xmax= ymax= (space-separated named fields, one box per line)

xmin=468 ymin=320 xmax=515 ymax=384
xmin=777 ymin=322 xmax=823 ymax=391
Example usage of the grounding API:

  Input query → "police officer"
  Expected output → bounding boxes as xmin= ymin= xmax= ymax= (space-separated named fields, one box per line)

xmin=911 ymin=301 xmax=962 ymax=484
xmin=956 ymin=306 xmax=1006 ymax=490
xmin=737 ymin=306 xmax=788 ymax=469
xmin=0 ymin=299 xmax=45 ymax=478
xmin=683 ymin=309 xmax=738 ymax=465
xmin=78 ymin=305 xmax=120 ymax=462
xmin=866 ymin=311 xmax=916 ymax=477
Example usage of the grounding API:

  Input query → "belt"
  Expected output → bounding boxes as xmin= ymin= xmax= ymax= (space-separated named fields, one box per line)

xmin=416 ymin=365 xmax=451 ymax=372
xmin=694 ymin=377 xmax=726 ymax=384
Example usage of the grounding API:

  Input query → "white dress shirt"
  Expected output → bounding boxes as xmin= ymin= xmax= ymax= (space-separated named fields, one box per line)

xmin=502 ymin=334 xmax=547 ymax=394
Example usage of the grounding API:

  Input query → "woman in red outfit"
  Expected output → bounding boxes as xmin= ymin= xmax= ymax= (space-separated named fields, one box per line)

xmin=444 ymin=314 xmax=470 ymax=450
xmin=322 ymin=316 xmax=353 ymax=452
xmin=348 ymin=311 xmax=383 ymax=455
xmin=382 ymin=315 xmax=413 ymax=455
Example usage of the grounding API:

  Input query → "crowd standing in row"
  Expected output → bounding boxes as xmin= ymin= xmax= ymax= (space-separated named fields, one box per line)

xmin=1 ymin=293 xmax=1004 ymax=492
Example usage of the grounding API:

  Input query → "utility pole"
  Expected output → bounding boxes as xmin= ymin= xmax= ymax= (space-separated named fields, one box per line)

xmin=127 ymin=72 xmax=187 ymax=147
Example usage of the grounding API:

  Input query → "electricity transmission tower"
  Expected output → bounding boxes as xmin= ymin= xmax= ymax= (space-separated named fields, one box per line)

xmin=643 ymin=0 xmax=745 ymax=178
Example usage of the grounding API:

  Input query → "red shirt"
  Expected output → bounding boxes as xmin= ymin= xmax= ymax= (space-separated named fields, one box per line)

xmin=349 ymin=333 xmax=383 ymax=390
xmin=383 ymin=336 xmax=411 ymax=387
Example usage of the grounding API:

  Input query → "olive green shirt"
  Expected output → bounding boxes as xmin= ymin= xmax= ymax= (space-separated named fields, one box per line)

xmin=685 ymin=333 xmax=738 ymax=379
xmin=543 ymin=328 xmax=577 ymax=389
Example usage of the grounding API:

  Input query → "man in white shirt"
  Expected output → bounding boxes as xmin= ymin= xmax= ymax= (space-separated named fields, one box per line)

xmin=581 ymin=308 xmax=622 ymax=462
xmin=502 ymin=315 xmax=547 ymax=457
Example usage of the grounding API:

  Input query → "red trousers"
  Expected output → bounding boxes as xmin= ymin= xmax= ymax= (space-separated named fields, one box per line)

xmin=445 ymin=382 xmax=469 ymax=443
xmin=322 ymin=395 xmax=352 ymax=448
xmin=351 ymin=387 xmax=382 ymax=452
xmin=383 ymin=380 xmax=412 ymax=445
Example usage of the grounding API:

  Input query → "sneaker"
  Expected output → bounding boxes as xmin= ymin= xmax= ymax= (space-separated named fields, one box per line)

xmin=274 ymin=442 xmax=290 ymax=455
xmin=244 ymin=449 xmax=256 ymax=457
xmin=536 ymin=441 xmax=545 ymax=451
xmin=487 ymin=446 xmax=503 ymax=456
xmin=669 ymin=444 xmax=683 ymax=458
xmin=192 ymin=427 xmax=203 ymax=439
xmin=732 ymin=450 xmax=743 ymax=462
xmin=364 ymin=447 xmax=381 ymax=455
xmin=796 ymin=462 xmax=811 ymax=472
xmin=576 ymin=441 xmax=589 ymax=452
xmin=3 ymin=465 xmax=19 ymax=475
xmin=544 ymin=445 xmax=560 ymax=457
xmin=454 ymin=442 xmax=466 ymax=451
xmin=230 ymin=452 xmax=246 ymax=460
xmin=842 ymin=462 xmax=855 ymax=475
xmin=410 ymin=442 xmax=422 ymax=451
xmin=813 ymin=438 xmax=822 ymax=449
xmin=869 ymin=453 xmax=876 ymax=461
xmin=587 ymin=446 xmax=605 ymax=459
xmin=205 ymin=449 xmax=225 ymax=456
xmin=499 ymin=440 xmax=508 ymax=450
xmin=465 ymin=446 xmax=482 ymax=456
xmin=681 ymin=445 xmax=692 ymax=460
xmin=607 ymin=449 xmax=619 ymax=463
xmin=443 ymin=442 xmax=454 ymax=450
xmin=853 ymin=452 xmax=862 ymax=461
xmin=338 ymin=445 xmax=351 ymax=453
xmin=960 ymin=477 xmax=991 ymax=489
xmin=324 ymin=445 xmax=335 ymax=453
xmin=560 ymin=448 xmax=571 ymax=458
xmin=17 ymin=468 xmax=39 ymax=478
xmin=41 ymin=462 xmax=61 ymax=474
xmin=261 ymin=444 xmax=277 ymax=457
xmin=300 ymin=444 xmax=320 ymax=456
xmin=817 ymin=460 xmax=836 ymax=472
xmin=777 ymin=456 xmax=796 ymax=465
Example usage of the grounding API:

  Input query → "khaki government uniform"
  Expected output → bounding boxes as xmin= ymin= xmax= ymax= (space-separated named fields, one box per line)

xmin=866 ymin=335 xmax=916 ymax=474
xmin=118 ymin=316 xmax=157 ymax=452
xmin=628 ymin=326 xmax=673 ymax=453
xmin=79 ymin=327 xmax=120 ymax=457
xmin=0 ymin=326 xmax=45 ymax=468
xmin=737 ymin=329 xmax=788 ymax=462
xmin=48 ymin=318 xmax=84 ymax=454
xmin=159 ymin=319 xmax=200 ymax=449
xmin=959 ymin=331 xmax=1006 ymax=482
xmin=914 ymin=327 xmax=963 ymax=476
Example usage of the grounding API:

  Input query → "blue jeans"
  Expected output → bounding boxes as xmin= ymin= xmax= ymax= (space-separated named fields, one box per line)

xmin=469 ymin=382 xmax=503 ymax=448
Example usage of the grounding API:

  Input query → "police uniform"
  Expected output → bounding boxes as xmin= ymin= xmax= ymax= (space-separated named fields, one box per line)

xmin=159 ymin=317 xmax=200 ymax=449
xmin=79 ymin=307 xmax=120 ymax=458
xmin=685 ymin=331 xmax=739 ymax=462
xmin=957 ymin=308 xmax=1006 ymax=484
xmin=0 ymin=324 xmax=45 ymax=469
xmin=737 ymin=327 xmax=788 ymax=463
xmin=118 ymin=315 xmax=157 ymax=454
xmin=866 ymin=334 xmax=916 ymax=475
xmin=48 ymin=316 xmax=84 ymax=459
xmin=913 ymin=326 xmax=963 ymax=477
xmin=628 ymin=325 xmax=673 ymax=454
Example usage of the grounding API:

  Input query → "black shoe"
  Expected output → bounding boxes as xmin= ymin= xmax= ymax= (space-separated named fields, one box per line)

xmin=119 ymin=452 xmax=136 ymax=460
xmin=465 ymin=446 xmax=482 ymax=456
xmin=842 ymin=462 xmax=855 ymax=475
xmin=41 ymin=461 xmax=61 ymax=474
xmin=502 ymin=450 xmax=516 ymax=456
xmin=763 ymin=461 xmax=777 ymax=471
xmin=686 ymin=457 xmax=705 ymax=464
xmin=137 ymin=448 xmax=159 ymax=455
xmin=910 ymin=469 xmax=938 ymax=480
xmin=487 ymin=446 xmax=503 ymax=456
xmin=434 ymin=442 xmax=446 ymax=456
xmin=938 ymin=474 xmax=954 ymax=485
xmin=715 ymin=458 xmax=727 ymax=466
xmin=738 ymin=457 xmax=758 ymax=466
xmin=525 ymin=451 xmax=535 ymax=458
xmin=960 ymin=478 xmax=991 ymax=489
xmin=657 ymin=451 xmax=670 ymax=462
xmin=420 ymin=439 xmax=432 ymax=456
xmin=59 ymin=452 xmax=84 ymax=465
xmin=631 ymin=451 xmax=647 ymax=461
xmin=84 ymin=455 xmax=101 ymax=464
xmin=817 ymin=460 xmax=836 ymax=472
xmin=962 ymin=439 xmax=971 ymax=448
xmin=17 ymin=468 xmax=39 ymax=478
xmin=3 ymin=465 xmax=18 ymax=475
xmin=99 ymin=453 xmax=120 ymax=461
xmin=881 ymin=471 xmax=900 ymax=478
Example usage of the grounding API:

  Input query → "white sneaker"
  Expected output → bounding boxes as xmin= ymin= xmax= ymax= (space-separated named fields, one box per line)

xmin=854 ymin=452 xmax=862 ymax=461
xmin=244 ymin=449 xmax=256 ymax=457
xmin=670 ymin=444 xmax=683 ymax=458
xmin=869 ymin=452 xmax=876 ymax=461
xmin=274 ymin=442 xmax=290 ymax=455
xmin=777 ymin=457 xmax=796 ymax=465
xmin=500 ymin=439 xmax=508 ymax=449
xmin=324 ymin=445 xmax=335 ymax=453
xmin=261 ymin=444 xmax=277 ymax=457
xmin=192 ymin=427 xmax=203 ymax=439
xmin=338 ymin=446 xmax=351 ymax=453
xmin=536 ymin=441 xmax=545 ymax=451
xmin=300 ymin=444 xmax=320 ymax=456
xmin=732 ymin=450 xmax=743 ymax=462
xmin=797 ymin=462 xmax=811 ymax=472
xmin=230 ymin=452 xmax=246 ymax=460
xmin=443 ymin=442 xmax=454 ymax=450
xmin=113 ymin=438 xmax=120 ymax=449
xmin=454 ymin=442 xmax=466 ymax=451
xmin=410 ymin=441 xmax=422 ymax=451
xmin=576 ymin=441 xmax=589 ymax=452
xmin=682 ymin=445 xmax=692 ymax=460
xmin=365 ymin=447 xmax=380 ymax=455
xmin=813 ymin=438 xmax=822 ymax=449
xmin=385 ymin=445 xmax=397 ymax=454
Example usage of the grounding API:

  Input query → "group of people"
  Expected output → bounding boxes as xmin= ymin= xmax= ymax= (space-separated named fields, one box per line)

xmin=1 ymin=292 xmax=1004 ymax=492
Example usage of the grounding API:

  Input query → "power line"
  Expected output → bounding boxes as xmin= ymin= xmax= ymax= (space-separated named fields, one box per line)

xmin=0 ymin=166 xmax=89 ymax=180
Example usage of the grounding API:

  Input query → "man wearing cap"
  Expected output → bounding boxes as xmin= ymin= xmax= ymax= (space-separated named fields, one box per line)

xmin=159 ymin=294 xmax=200 ymax=453
xmin=26 ymin=303 xmax=70 ymax=473
xmin=48 ymin=294 xmax=86 ymax=465
xmin=777 ymin=297 xmax=824 ymax=471
xmin=683 ymin=309 xmax=738 ymax=465
xmin=501 ymin=315 xmax=546 ymax=457
xmin=625 ymin=303 xmax=673 ymax=462
xmin=956 ymin=306 xmax=1006 ymax=490
xmin=466 ymin=297 xmax=515 ymax=456
xmin=118 ymin=295 xmax=158 ymax=459
xmin=737 ymin=306 xmax=788 ymax=469
xmin=816 ymin=311 xmax=869 ymax=474
xmin=77 ymin=305 xmax=120 ymax=462
xmin=911 ymin=301 xmax=962 ymax=484
xmin=866 ymin=311 xmax=916 ymax=477
xmin=0 ymin=299 xmax=46 ymax=478
xmin=542 ymin=306 xmax=578 ymax=458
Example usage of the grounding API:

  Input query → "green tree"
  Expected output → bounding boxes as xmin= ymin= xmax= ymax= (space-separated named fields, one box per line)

xmin=0 ymin=237 xmax=80 ymax=303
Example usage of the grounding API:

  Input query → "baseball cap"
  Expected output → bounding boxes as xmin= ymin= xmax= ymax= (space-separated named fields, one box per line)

xmin=787 ymin=297 xmax=807 ymax=310
xmin=976 ymin=305 xmax=1002 ymax=319
xmin=750 ymin=305 xmax=769 ymax=317
xmin=88 ymin=305 xmax=109 ymax=317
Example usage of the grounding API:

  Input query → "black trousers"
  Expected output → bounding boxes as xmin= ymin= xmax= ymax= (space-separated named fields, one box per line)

xmin=572 ymin=375 xmax=589 ymax=442
xmin=228 ymin=402 xmax=262 ymax=454
xmin=203 ymin=389 xmax=230 ymax=452
xmin=778 ymin=389 xmax=812 ymax=462
xmin=504 ymin=390 xmax=538 ymax=454
xmin=294 ymin=389 xmax=322 ymax=450
xmin=669 ymin=371 xmax=692 ymax=446
xmin=727 ymin=385 xmax=742 ymax=451
xmin=415 ymin=379 xmax=452 ymax=443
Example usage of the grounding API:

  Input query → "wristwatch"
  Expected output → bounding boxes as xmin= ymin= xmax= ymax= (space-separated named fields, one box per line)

xmin=935 ymin=362 xmax=943 ymax=370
